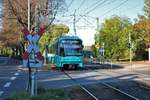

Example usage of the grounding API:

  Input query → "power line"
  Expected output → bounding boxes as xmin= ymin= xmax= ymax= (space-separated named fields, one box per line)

xmin=83 ymin=0 xmax=102 ymax=13
xmin=85 ymin=0 xmax=107 ymax=15
xmin=100 ymin=0 xmax=129 ymax=18
xmin=118 ymin=4 xmax=140 ymax=14
xmin=81 ymin=15 xmax=95 ymax=26
xmin=85 ymin=0 xmax=119 ymax=15
xmin=67 ymin=0 xmax=74 ymax=9
xmin=77 ymin=0 xmax=85 ymax=10
xmin=76 ymin=0 xmax=117 ymax=23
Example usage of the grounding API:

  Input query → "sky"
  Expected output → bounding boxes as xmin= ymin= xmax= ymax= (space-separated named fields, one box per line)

xmin=55 ymin=0 xmax=144 ymax=46
xmin=0 ymin=0 xmax=144 ymax=46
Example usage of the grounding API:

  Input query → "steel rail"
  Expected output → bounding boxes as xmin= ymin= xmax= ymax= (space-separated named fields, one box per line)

xmin=85 ymin=65 xmax=140 ymax=100
xmin=101 ymin=82 xmax=140 ymax=100
xmin=105 ymin=69 xmax=150 ymax=91
xmin=63 ymin=71 xmax=99 ymax=100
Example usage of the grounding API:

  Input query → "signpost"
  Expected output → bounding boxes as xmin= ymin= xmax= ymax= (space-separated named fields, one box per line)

xmin=22 ymin=0 xmax=47 ymax=96
xmin=22 ymin=26 xmax=45 ymax=96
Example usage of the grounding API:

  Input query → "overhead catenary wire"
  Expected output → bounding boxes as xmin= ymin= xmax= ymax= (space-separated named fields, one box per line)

xmin=118 ymin=3 xmax=141 ymax=14
xmin=100 ymin=0 xmax=129 ymax=18
xmin=65 ymin=0 xmax=106 ymax=23
xmin=84 ymin=0 xmax=107 ymax=15
xmin=59 ymin=0 xmax=137 ymax=35
xmin=83 ymin=0 xmax=104 ymax=14
xmin=77 ymin=0 xmax=129 ymax=29
xmin=67 ymin=0 xmax=74 ymax=9
xmin=76 ymin=0 xmax=117 ymax=23
xmin=81 ymin=15 xmax=95 ymax=27
xmin=62 ymin=0 xmax=74 ymax=16
xmin=77 ymin=0 xmax=85 ymax=11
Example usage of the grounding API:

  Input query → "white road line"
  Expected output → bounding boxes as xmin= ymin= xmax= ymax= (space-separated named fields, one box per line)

xmin=10 ymin=77 xmax=16 ymax=81
xmin=18 ymin=65 xmax=22 ymax=68
xmin=4 ymin=82 xmax=11 ymax=88
xmin=0 ymin=91 xmax=4 ymax=96
xmin=17 ymin=70 xmax=21 ymax=72
xmin=14 ymin=72 xmax=19 ymax=76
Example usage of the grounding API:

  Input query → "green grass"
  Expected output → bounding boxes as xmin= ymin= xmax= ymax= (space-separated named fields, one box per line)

xmin=5 ymin=88 xmax=67 ymax=100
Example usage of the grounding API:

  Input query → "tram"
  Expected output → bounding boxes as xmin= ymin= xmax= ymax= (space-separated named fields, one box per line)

xmin=48 ymin=36 xmax=84 ymax=69
xmin=83 ymin=50 xmax=94 ymax=63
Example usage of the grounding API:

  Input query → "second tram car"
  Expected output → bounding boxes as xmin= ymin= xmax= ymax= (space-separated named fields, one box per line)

xmin=48 ymin=36 xmax=84 ymax=69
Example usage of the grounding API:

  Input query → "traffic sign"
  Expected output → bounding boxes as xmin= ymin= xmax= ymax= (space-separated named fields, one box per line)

xmin=22 ymin=27 xmax=45 ymax=68
xmin=99 ymin=48 xmax=104 ymax=52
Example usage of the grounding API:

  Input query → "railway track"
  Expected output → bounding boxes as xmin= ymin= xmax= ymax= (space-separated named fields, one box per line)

xmin=63 ymin=71 xmax=99 ymax=100
xmin=62 ymin=70 xmax=140 ymax=100
xmin=50 ymin=63 xmax=150 ymax=99
xmin=85 ymin=65 xmax=150 ymax=99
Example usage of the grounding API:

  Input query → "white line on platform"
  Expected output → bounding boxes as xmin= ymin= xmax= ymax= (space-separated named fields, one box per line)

xmin=4 ymin=82 xmax=11 ymax=88
xmin=14 ymin=73 xmax=19 ymax=76
xmin=0 ymin=91 xmax=4 ymax=96
xmin=10 ymin=77 xmax=16 ymax=81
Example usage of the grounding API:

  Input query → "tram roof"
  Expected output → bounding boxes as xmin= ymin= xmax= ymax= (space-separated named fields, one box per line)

xmin=58 ymin=36 xmax=81 ymax=40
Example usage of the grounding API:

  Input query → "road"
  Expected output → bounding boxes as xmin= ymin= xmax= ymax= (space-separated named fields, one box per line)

xmin=0 ymin=57 xmax=150 ymax=99
xmin=0 ymin=57 xmax=25 ymax=99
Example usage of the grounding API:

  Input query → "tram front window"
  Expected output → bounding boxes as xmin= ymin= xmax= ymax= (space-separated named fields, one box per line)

xmin=60 ymin=40 xmax=83 ymax=56
xmin=64 ymin=48 xmax=82 ymax=56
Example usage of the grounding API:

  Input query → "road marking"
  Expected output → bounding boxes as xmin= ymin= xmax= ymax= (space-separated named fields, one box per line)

xmin=17 ymin=70 xmax=21 ymax=72
xmin=10 ymin=77 xmax=16 ymax=81
xmin=4 ymin=82 xmax=11 ymax=88
xmin=14 ymin=72 xmax=19 ymax=76
xmin=0 ymin=91 xmax=4 ymax=96
xmin=18 ymin=65 xmax=22 ymax=68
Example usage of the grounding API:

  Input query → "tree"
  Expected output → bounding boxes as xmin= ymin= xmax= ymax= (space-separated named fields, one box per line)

xmin=133 ymin=15 xmax=150 ymax=60
xmin=37 ymin=23 xmax=69 ymax=63
xmin=39 ymin=24 xmax=69 ymax=52
xmin=95 ymin=16 xmax=133 ymax=60
xmin=131 ymin=0 xmax=150 ymax=60
xmin=1 ymin=0 xmax=66 ymax=57
xmin=144 ymin=0 xmax=150 ymax=17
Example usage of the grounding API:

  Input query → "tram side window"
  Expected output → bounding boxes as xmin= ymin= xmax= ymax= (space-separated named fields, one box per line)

xmin=60 ymin=47 xmax=65 ymax=56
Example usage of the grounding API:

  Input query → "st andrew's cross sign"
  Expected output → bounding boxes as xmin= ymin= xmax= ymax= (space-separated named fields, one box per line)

xmin=22 ymin=27 xmax=45 ymax=68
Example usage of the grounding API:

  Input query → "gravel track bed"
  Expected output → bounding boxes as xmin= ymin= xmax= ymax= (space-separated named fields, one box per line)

xmin=64 ymin=86 xmax=95 ymax=100
xmin=83 ymin=83 xmax=132 ymax=100
xmin=106 ymin=80 xmax=150 ymax=100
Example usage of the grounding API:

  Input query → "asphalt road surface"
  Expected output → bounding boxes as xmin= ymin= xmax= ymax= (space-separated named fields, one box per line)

xmin=0 ymin=57 xmax=150 ymax=99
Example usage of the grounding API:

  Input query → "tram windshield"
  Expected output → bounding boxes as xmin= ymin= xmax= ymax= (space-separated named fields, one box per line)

xmin=60 ymin=40 xmax=83 ymax=56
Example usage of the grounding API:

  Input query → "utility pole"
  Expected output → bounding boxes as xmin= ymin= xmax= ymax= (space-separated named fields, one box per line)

xmin=129 ymin=32 xmax=132 ymax=70
xmin=28 ymin=0 xmax=30 ymax=30
xmin=96 ymin=17 xmax=99 ymax=32
xmin=73 ymin=9 xmax=76 ymax=35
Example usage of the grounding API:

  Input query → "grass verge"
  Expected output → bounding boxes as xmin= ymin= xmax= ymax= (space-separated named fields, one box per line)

xmin=5 ymin=87 xmax=67 ymax=100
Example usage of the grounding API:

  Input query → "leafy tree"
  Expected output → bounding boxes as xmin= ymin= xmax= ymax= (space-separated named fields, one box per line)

xmin=0 ymin=0 xmax=66 ymax=57
xmin=144 ymin=0 xmax=150 ymax=17
xmin=95 ymin=16 xmax=133 ymax=60
xmin=39 ymin=23 xmax=69 ymax=63
xmin=133 ymin=15 xmax=150 ymax=60
xmin=131 ymin=0 xmax=150 ymax=60
xmin=39 ymin=24 xmax=69 ymax=52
